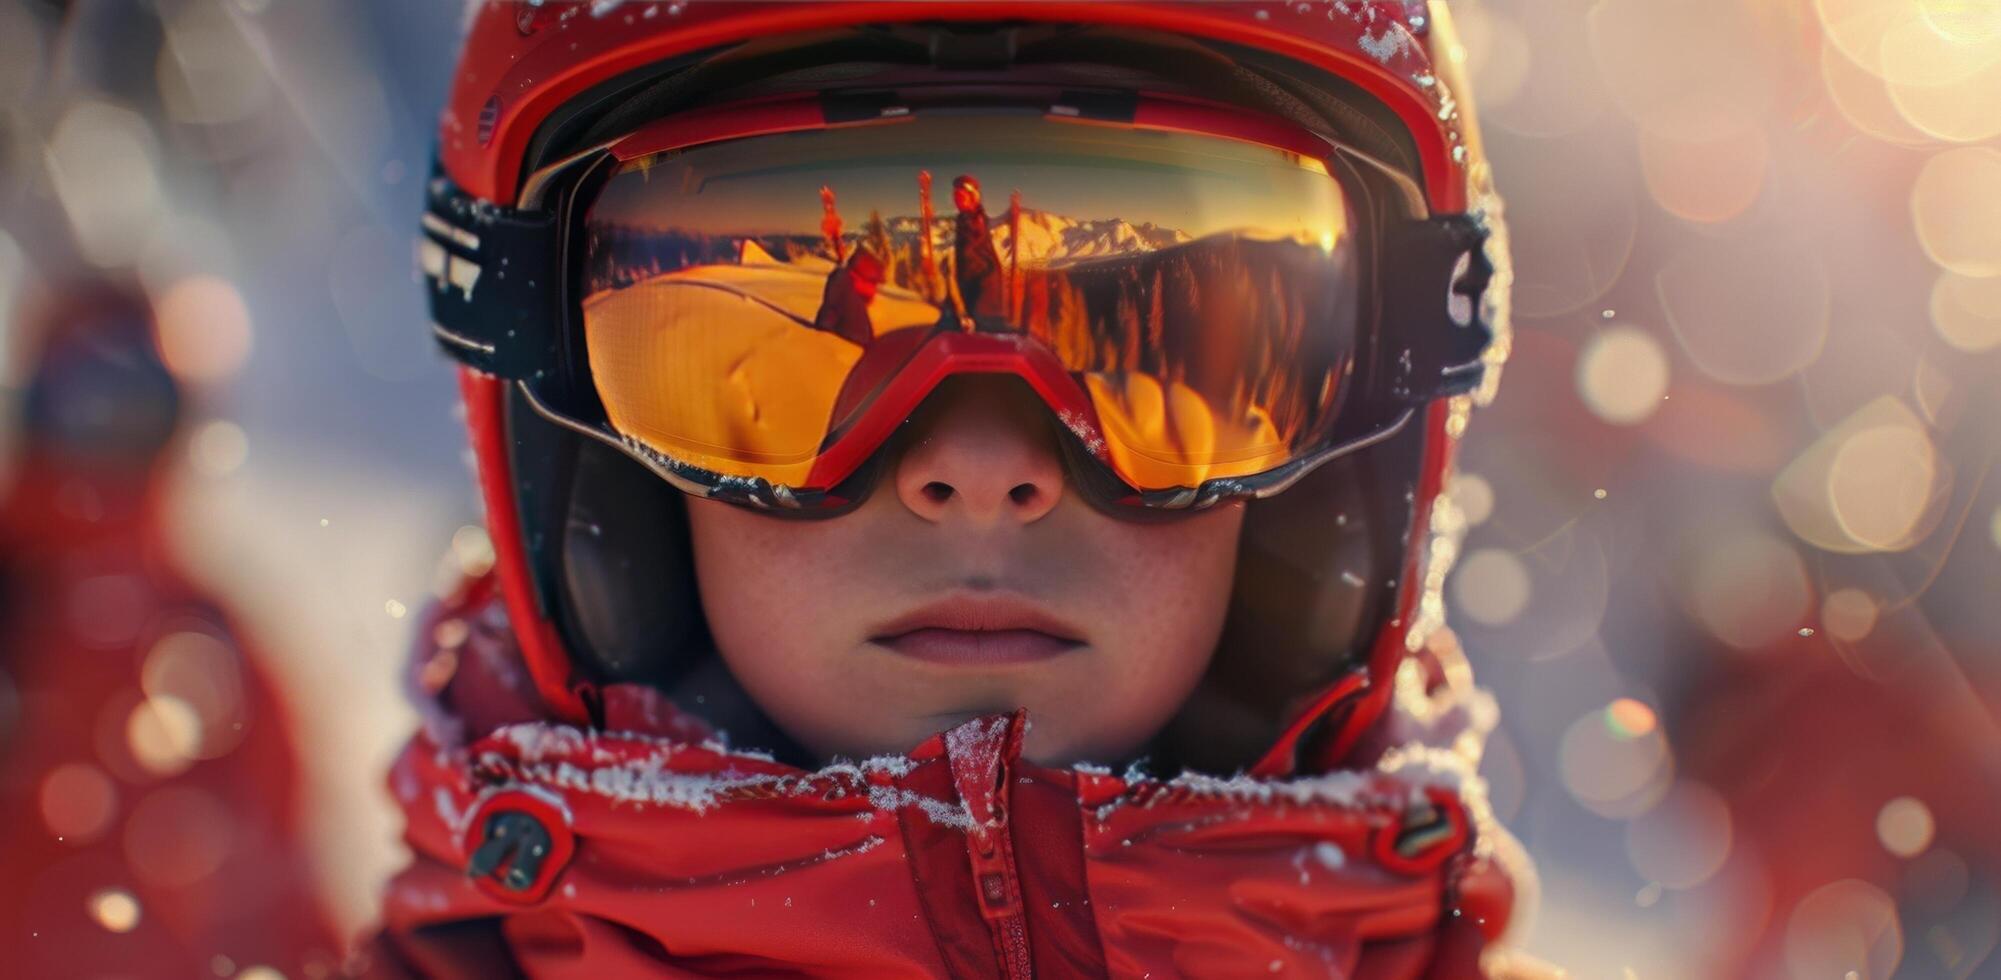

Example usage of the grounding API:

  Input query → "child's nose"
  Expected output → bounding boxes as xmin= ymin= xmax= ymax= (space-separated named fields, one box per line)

xmin=893 ymin=376 xmax=1065 ymax=526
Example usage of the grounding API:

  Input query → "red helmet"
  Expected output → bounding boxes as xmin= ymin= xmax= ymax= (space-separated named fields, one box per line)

xmin=426 ymin=0 xmax=1510 ymax=776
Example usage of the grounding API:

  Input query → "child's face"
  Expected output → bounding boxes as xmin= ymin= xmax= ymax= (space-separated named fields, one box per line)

xmin=686 ymin=376 xmax=1245 ymax=766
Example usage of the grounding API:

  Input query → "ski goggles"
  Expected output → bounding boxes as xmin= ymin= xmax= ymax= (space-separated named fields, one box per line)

xmin=423 ymin=90 xmax=1494 ymax=515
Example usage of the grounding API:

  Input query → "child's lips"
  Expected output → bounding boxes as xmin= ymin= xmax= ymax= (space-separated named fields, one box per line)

xmin=868 ymin=592 xmax=1086 ymax=665
xmin=874 ymin=627 xmax=1082 ymax=665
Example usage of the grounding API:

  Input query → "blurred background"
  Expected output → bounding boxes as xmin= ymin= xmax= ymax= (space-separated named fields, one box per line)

xmin=0 ymin=0 xmax=1995 ymax=977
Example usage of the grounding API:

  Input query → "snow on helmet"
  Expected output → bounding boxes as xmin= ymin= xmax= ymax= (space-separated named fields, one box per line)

xmin=424 ymin=0 xmax=1510 ymax=776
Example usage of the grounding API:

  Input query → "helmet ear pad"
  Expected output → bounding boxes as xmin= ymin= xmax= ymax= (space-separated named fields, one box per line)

xmin=1150 ymin=420 xmax=1424 ymax=774
xmin=556 ymin=434 xmax=709 ymax=688
xmin=537 ymin=412 xmax=813 ymax=762
xmin=501 ymin=383 xmax=715 ymax=691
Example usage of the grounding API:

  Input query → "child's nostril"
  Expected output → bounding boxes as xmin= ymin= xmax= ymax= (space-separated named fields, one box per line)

xmin=1008 ymin=484 xmax=1038 ymax=506
xmin=923 ymin=481 xmax=955 ymax=504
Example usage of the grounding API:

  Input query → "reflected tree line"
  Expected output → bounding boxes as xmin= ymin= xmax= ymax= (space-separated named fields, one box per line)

xmin=584 ymin=173 xmax=1355 ymax=449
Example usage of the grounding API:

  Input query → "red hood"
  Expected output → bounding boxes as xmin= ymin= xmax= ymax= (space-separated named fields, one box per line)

xmin=362 ymin=576 xmax=1526 ymax=978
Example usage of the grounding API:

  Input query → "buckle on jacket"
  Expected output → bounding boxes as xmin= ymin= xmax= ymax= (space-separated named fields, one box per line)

xmin=1371 ymin=788 xmax=1469 ymax=877
xmin=463 ymin=790 xmax=576 ymax=904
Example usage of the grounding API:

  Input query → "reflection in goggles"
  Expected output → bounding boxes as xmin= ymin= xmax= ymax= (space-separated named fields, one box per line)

xmin=583 ymin=114 xmax=1359 ymax=492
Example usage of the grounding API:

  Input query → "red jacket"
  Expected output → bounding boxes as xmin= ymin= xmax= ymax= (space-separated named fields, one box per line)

xmin=364 ymin=577 xmax=1520 ymax=978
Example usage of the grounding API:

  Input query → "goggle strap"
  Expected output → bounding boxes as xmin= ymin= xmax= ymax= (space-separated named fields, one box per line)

xmin=1381 ymin=213 xmax=1495 ymax=404
xmin=421 ymin=166 xmax=562 ymax=380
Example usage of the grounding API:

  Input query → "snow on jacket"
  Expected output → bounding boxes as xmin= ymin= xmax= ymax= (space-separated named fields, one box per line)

xmin=360 ymin=575 xmax=1524 ymax=978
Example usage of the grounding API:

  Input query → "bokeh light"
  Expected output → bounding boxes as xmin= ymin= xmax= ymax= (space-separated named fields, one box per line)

xmin=431 ymin=617 xmax=470 ymax=651
xmin=1911 ymin=147 xmax=2001 ymax=276
xmin=1447 ymin=472 xmax=1496 ymax=527
xmin=43 ymin=100 xmax=164 ymax=268
xmin=1559 ymin=707 xmax=1673 ymax=818
xmin=141 ymin=631 xmax=245 ymax=760
xmin=1681 ymin=530 xmax=1811 ymax=650
xmin=1784 ymin=879 xmax=1904 ymax=979
xmin=1819 ymin=39 xmax=1936 ymax=145
xmin=156 ymin=275 xmax=254 ymax=384
xmin=1883 ymin=48 xmax=2001 ymax=143
xmin=1604 ymin=697 xmax=1657 ymax=739
xmin=189 ymin=419 xmax=250 ymax=477
xmin=1576 ymin=325 xmax=1670 ymax=425
xmin=1452 ymin=548 xmax=1532 ymax=626
xmin=1815 ymin=0 xmax=1923 ymax=76
xmin=1773 ymin=397 xmax=1944 ymax=554
xmin=450 ymin=524 xmax=496 ymax=578
xmin=1624 ymin=780 xmax=1733 ymax=890
xmin=1875 ymin=796 xmax=1935 ymax=858
xmin=1919 ymin=0 xmax=2001 ymax=43
xmin=87 ymin=888 xmax=141 ymax=934
xmin=1929 ymin=271 xmax=2001 ymax=352
xmin=1829 ymin=425 xmax=1941 ymax=551
xmin=123 ymin=787 xmax=234 ymax=889
xmin=125 ymin=695 xmax=203 ymax=778
xmin=1877 ymin=10 xmax=2000 ymax=90
xmin=1821 ymin=587 xmax=1880 ymax=643
xmin=39 ymin=763 xmax=118 ymax=843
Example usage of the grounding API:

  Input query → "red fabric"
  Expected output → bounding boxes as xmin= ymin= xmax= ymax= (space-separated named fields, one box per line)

xmin=0 ymin=460 xmax=340 ymax=978
xmin=364 ymin=582 xmax=1514 ymax=978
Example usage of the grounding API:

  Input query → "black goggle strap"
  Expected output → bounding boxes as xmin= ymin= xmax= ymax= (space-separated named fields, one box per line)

xmin=420 ymin=169 xmax=563 ymax=381
xmin=1378 ymin=212 xmax=1496 ymax=405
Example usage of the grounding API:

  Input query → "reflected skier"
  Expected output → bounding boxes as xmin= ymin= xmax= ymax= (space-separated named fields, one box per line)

xmin=811 ymin=246 xmax=887 ymax=347
xmin=946 ymin=175 xmax=1009 ymax=331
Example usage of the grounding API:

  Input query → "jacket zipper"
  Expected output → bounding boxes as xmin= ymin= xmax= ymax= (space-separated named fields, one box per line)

xmin=968 ymin=771 xmax=1034 ymax=979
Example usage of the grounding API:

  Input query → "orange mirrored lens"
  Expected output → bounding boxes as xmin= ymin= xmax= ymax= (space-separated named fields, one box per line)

xmin=582 ymin=111 xmax=1360 ymax=492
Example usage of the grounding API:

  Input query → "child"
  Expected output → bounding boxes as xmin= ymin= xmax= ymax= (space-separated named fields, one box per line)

xmin=371 ymin=3 xmax=1532 ymax=976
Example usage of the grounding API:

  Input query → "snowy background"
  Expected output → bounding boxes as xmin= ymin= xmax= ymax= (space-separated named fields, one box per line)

xmin=2 ymin=1 xmax=1998 ymax=976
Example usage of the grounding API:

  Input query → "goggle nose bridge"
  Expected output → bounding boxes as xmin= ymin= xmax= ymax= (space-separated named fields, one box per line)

xmin=796 ymin=328 xmax=1113 ymax=493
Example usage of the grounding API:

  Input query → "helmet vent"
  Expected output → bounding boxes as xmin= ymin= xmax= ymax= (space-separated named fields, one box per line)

xmin=479 ymin=96 xmax=500 ymax=147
